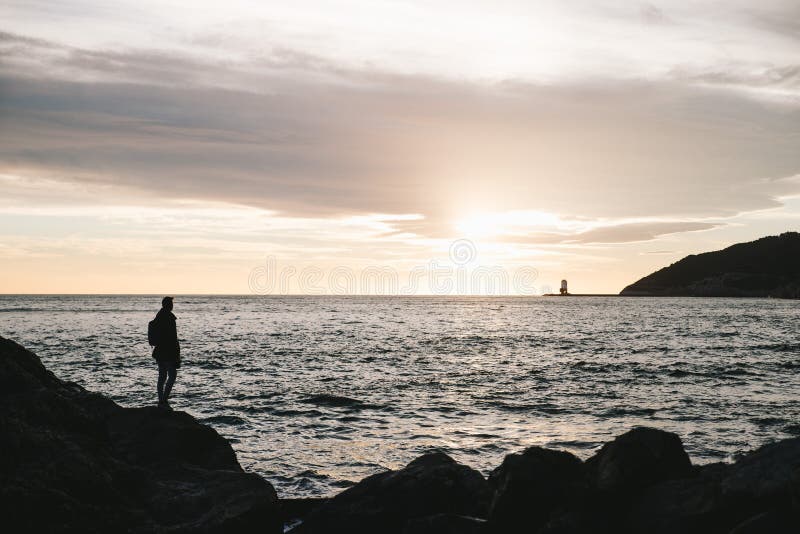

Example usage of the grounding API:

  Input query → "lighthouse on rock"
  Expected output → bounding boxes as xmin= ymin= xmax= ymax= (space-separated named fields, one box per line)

xmin=560 ymin=280 xmax=569 ymax=295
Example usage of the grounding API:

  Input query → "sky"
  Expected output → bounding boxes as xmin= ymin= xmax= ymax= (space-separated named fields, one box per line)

xmin=1 ymin=0 xmax=799 ymax=294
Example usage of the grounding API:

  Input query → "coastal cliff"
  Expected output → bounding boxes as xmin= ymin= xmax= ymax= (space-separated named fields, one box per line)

xmin=620 ymin=232 xmax=800 ymax=297
xmin=2 ymin=336 xmax=799 ymax=533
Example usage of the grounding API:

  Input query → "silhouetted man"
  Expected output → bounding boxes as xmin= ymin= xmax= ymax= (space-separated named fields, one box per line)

xmin=152 ymin=296 xmax=181 ymax=409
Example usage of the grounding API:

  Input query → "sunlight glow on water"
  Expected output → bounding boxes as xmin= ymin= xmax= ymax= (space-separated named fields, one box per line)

xmin=2 ymin=295 xmax=799 ymax=497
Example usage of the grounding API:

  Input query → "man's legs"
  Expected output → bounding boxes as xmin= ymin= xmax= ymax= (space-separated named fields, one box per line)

xmin=163 ymin=363 xmax=178 ymax=403
xmin=157 ymin=361 xmax=167 ymax=404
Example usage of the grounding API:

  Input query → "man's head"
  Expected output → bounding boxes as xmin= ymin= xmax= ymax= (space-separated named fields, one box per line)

xmin=162 ymin=296 xmax=174 ymax=311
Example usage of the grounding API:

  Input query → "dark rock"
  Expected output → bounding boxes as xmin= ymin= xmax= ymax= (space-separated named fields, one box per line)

xmin=586 ymin=427 xmax=692 ymax=494
xmin=721 ymin=437 xmax=800 ymax=505
xmin=281 ymin=498 xmax=329 ymax=533
xmin=626 ymin=476 xmax=726 ymax=534
xmin=402 ymin=513 xmax=486 ymax=534
xmin=487 ymin=446 xmax=586 ymax=533
xmin=294 ymin=451 xmax=490 ymax=534
xmin=625 ymin=441 xmax=800 ymax=534
xmin=108 ymin=407 xmax=243 ymax=470
xmin=0 ymin=336 xmax=281 ymax=533
xmin=728 ymin=508 xmax=800 ymax=534
xmin=281 ymin=497 xmax=329 ymax=523
xmin=707 ymin=437 xmax=800 ymax=530
xmin=624 ymin=440 xmax=800 ymax=534
xmin=695 ymin=461 xmax=732 ymax=482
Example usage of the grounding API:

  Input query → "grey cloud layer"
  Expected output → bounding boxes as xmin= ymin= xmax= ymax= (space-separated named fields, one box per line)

xmin=525 ymin=221 xmax=718 ymax=245
xmin=2 ymin=31 xmax=800 ymax=244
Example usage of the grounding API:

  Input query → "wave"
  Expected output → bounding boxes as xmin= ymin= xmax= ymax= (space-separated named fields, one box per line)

xmin=269 ymin=408 xmax=324 ymax=418
xmin=490 ymin=401 xmax=565 ymax=415
xmin=201 ymin=414 xmax=248 ymax=426
xmin=751 ymin=343 xmax=800 ymax=352
xmin=599 ymin=407 xmax=658 ymax=417
xmin=667 ymin=369 xmax=698 ymax=378
xmin=300 ymin=394 xmax=383 ymax=411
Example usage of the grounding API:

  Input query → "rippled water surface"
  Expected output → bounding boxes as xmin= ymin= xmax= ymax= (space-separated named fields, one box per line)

xmin=2 ymin=295 xmax=799 ymax=496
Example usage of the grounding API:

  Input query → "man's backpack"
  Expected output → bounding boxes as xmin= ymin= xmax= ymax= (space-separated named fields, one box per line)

xmin=148 ymin=318 xmax=160 ymax=347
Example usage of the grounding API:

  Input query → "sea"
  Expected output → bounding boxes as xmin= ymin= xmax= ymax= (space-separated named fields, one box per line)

xmin=2 ymin=295 xmax=798 ymax=497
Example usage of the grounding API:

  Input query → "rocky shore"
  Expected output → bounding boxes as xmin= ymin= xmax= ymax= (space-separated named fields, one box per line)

xmin=2 ymin=335 xmax=798 ymax=533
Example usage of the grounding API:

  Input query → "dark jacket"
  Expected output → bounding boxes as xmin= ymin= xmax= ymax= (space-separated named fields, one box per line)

xmin=152 ymin=308 xmax=180 ymax=364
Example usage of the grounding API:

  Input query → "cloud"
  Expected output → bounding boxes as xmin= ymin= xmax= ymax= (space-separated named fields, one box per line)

xmin=744 ymin=3 xmax=800 ymax=40
xmin=639 ymin=3 xmax=670 ymax=25
xmin=482 ymin=219 xmax=718 ymax=246
xmin=671 ymin=61 xmax=800 ymax=97
xmin=1 ymin=30 xmax=800 ymax=244
xmin=563 ymin=221 xmax=718 ymax=244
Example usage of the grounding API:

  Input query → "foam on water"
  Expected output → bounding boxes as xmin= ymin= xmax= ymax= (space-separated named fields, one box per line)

xmin=2 ymin=295 xmax=798 ymax=497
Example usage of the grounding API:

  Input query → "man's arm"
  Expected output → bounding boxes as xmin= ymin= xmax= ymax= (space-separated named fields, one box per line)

xmin=173 ymin=316 xmax=181 ymax=360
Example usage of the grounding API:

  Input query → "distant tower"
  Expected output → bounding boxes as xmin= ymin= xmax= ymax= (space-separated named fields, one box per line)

xmin=560 ymin=279 xmax=568 ymax=295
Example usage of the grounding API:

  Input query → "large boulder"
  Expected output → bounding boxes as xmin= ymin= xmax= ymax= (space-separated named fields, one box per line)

xmin=586 ymin=427 xmax=692 ymax=494
xmin=624 ymin=437 xmax=800 ymax=534
xmin=487 ymin=446 xmax=586 ymax=533
xmin=294 ymin=452 xmax=490 ymax=534
xmin=720 ymin=437 xmax=800 ymax=533
xmin=728 ymin=508 xmax=800 ymax=534
xmin=0 ymin=336 xmax=281 ymax=533
xmin=281 ymin=497 xmax=329 ymax=527
xmin=401 ymin=513 xmax=486 ymax=534
xmin=625 ymin=474 xmax=726 ymax=534
xmin=720 ymin=436 xmax=800 ymax=505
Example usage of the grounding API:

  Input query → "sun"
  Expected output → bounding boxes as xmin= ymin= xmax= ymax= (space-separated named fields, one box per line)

xmin=454 ymin=212 xmax=498 ymax=238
